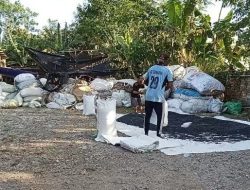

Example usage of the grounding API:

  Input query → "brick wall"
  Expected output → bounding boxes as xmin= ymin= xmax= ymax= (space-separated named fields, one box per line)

xmin=223 ymin=73 xmax=250 ymax=107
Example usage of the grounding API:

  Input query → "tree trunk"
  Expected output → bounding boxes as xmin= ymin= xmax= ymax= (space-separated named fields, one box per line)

xmin=6 ymin=30 xmax=25 ymax=66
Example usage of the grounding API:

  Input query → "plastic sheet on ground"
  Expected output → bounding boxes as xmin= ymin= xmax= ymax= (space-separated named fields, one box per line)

xmin=115 ymin=113 xmax=250 ymax=155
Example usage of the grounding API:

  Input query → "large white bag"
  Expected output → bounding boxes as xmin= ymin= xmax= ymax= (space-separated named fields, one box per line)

xmin=207 ymin=98 xmax=223 ymax=113
xmin=182 ymin=71 xmax=225 ymax=95
xmin=14 ymin=92 xmax=23 ymax=106
xmin=14 ymin=73 xmax=36 ymax=83
xmin=90 ymin=78 xmax=112 ymax=91
xmin=16 ymin=79 xmax=40 ymax=90
xmin=168 ymin=65 xmax=186 ymax=80
xmin=185 ymin=66 xmax=200 ymax=75
xmin=51 ymin=93 xmax=76 ymax=107
xmin=180 ymin=99 xmax=209 ymax=113
xmin=46 ymin=102 xmax=63 ymax=109
xmin=95 ymin=98 xmax=117 ymax=142
xmin=20 ymin=87 xmax=43 ymax=97
xmin=23 ymin=96 xmax=42 ymax=102
xmin=0 ymin=86 xmax=3 ymax=101
xmin=111 ymin=90 xmax=124 ymax=107
xmin=0 ymin=82 xmax=16 ymax=93
xmin=0 ymin=99 xmax=19 ymax=109
xmin=83 ymin=95 xmax=96 ymax=115
xmin=167 ymin=98 xmax=184 ymax=109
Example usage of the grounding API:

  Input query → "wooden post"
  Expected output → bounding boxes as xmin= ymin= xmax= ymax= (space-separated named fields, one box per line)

xmin=0 ymin=51 xmax=7 ymax=81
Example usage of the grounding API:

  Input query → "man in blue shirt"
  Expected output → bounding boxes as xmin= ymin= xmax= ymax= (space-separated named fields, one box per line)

xmin=144 ymin=53 xmax=173 ymax=138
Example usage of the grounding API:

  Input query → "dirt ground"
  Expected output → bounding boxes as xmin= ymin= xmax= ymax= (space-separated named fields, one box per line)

xmin=0 ymin=108 xmax=250 ymax=190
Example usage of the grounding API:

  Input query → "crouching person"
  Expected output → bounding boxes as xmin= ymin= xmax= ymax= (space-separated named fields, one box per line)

xmin=131 ymin=75 xmax=145 ymax=114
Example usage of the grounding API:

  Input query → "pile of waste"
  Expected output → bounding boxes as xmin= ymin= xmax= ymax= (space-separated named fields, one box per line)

xmin=0 ymin=73 xmax=135 ymax=111
xmin=167 ymin=65 xmax=225 ymax=113
xmin=0 ymin=66 xmax=226 ymax=114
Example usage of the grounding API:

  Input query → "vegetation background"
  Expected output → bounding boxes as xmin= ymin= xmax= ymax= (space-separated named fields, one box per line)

xmin=0 ymin=0 xmax=249 ymax=78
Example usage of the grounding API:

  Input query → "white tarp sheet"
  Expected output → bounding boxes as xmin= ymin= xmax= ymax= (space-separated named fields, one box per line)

xmin=115 ymin=109 xmax=250 ymax=155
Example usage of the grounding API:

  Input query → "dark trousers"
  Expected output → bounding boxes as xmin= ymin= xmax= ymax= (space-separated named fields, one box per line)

xmin=144 ymin=101 xmax=163 ymax=135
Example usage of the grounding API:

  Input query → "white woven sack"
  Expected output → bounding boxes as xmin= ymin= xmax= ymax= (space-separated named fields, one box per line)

xmin=0 ymin=82 xmax=16 ymax=93
xmin=14 ymin=92 xmax=23 ymax=106
xmin=75 ymin=103 xmax=84 ymax=111
xmin=171 ymin=93 xmax=212 ymax=101
xmin=185 ymin=66 xmax=200 ymax=74
xmin=111 ymin=90 xmax=124 ymax=107
xmin=0 ymin=99 xmax=19 ymax=109
xmin=173 ymin=80 xmax=185 ymax=89
xmin=20 ymin=87 xmax=43 ymax=98
xmin=207 ymin=98 xmax=223 ymax=113
xmin=14 ymin=73 xmax=36 ymax=83
xmin=183 ymin=71 xmax=225 ymax=95
xmin=39 ymin=78 xmax=47 ymax=86
xmin=90 ymin=78 xmax=112 ymax=91
xmin=0 ymin=92 xmax=9 ymax=100
xmin=46 ymin=102 xmax=63 ymax=109
xmin=28 ymin=100 xmax=42 ymax=108
xmin=95 ymin=98 xmax=117 ymax=142
xmin=83 ymin=95 xmax=96 ymax=115
xmin=23 ymin=96 xmax=42 ymax=102
xmin=5 ymin=91 xmax=18 ymax=100
xmin=168 ymin=65 xmax=186 ymax=80
xmin=167 ymin=98 xmax=184 ymax=109
xmin=51 ymin=93 xmax=76 ymax=106
xmin=180 ymin=99 xmax=209 ymax=113
xmin=16 ymin=79 xmax=40 ymax=90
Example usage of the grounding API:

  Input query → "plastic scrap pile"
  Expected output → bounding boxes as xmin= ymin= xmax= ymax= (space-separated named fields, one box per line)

xmin=167 ymin=65 xmax=225 ymax=114
xmin=0 ymin=66 xmax=225 ymax=114
xmin=0 ymin=73 xmax=45 ymax=109
xmin=0 ymin=73 xmax=136 ymax=111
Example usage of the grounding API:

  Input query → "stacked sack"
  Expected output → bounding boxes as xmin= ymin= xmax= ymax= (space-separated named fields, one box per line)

xmin=46 ymin=92 xmax=76 ymax=109
xmin=0 ymin=81 xmax=21 ymax=109
xmin=167 ymin=65 xmax=224 ymax=114
xmin=72 ymin=79 xmax=92 ymax=111
xmin=80 ymin=78 xmax=113 ymax=115
xmin=15 ymin=73 xmax=44 ymax=108
xmin=112 ymin=79 xmax=136 ymax=107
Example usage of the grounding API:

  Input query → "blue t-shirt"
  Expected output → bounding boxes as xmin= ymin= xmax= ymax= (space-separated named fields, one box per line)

xmin=145 ymin=65 xmax=173 ymax=102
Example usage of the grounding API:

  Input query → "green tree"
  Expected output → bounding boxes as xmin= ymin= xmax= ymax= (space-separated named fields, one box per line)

xmin=0 ymin=0 xmax=38 ymax=66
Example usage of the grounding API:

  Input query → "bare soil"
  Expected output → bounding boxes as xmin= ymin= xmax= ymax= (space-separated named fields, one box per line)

xmin=0 ymin=108 xmax=249 ymax=190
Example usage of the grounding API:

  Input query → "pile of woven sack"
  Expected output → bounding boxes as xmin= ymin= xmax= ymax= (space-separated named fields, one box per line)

xmin=167 ymin=65 xmax=225 ymax=113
